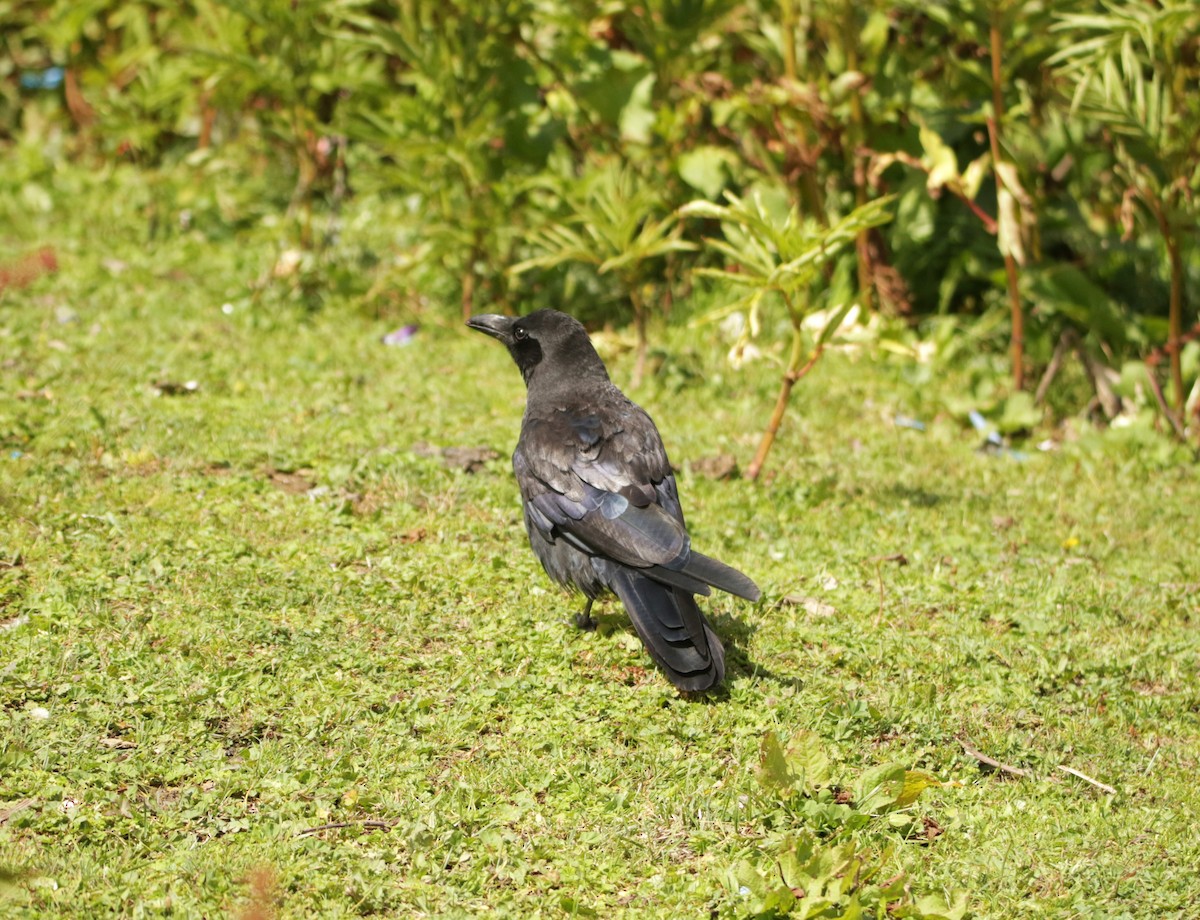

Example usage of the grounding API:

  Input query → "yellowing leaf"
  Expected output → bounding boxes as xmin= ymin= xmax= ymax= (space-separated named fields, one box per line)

xmin=961 ymin=152 xmax=991 ymax=199
xmin=919 ymin=123 xmax=959 ymax=194
xmin=995 ymin=160 xmax=1035 ymax=266
xmin=785 ymin=730 xmax=833 ymax=792
xmin=893 ymin=770 xmax=942 ymax=808
xmin=996 ymin=187 xmax=1027 ymax=266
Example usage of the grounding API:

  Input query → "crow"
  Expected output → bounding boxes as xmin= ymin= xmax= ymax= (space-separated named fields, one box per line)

xmin=467 ymin=309 xmax=760 ymax=692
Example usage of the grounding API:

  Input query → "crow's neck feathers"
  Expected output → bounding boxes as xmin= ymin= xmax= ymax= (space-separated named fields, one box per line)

xmin=521 ymin=321 xmax=611 ymax=400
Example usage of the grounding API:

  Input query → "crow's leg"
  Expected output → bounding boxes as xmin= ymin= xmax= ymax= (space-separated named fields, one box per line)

xmin=573 ymin=597 xmax=597 ymax=631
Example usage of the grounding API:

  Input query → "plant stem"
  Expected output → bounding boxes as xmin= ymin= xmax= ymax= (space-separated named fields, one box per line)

xmin=1165 ymin=226 xmax=1186 ymax=412
xmin=1144 ymin=364 xmax=1187 ymax=443
xmin=1146 ymin=194 xmax=1186 ymax=415
xmin=796 ymin=0 xmax=811 ymax=77
xmin=780 ymin=0 xmax=798 ymax=82
xmin=845 ymin=4 xmax=873 ymax=313
xmin=988 ymin=16 xmax=1024 ymax=391
xmin=747 ymin=301 xmax=824 ymax=481
xmin=1166 ymin=233 xmax=1185 ymax=410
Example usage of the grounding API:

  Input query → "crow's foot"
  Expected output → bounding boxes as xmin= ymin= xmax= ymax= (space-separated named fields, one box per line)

xmin=573 ymin=598 xmax=597 ymax=631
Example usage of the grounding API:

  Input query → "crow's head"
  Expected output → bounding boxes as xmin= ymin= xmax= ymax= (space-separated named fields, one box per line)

xmin=467 ymin=309 xmax=607 ymax=386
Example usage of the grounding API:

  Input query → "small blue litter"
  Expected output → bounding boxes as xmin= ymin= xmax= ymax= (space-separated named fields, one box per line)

xmin=968 ymin=410 xmax=1004 ymax=448
xmin=894 ymin=415 xmax=926 ymax=431
xmin=20 ymin=67 xmax=65 ymax=91
xmin=967 ymin=409 xmax=1029 ymax=459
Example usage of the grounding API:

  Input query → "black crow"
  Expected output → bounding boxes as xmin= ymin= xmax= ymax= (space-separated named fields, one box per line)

xmin=467 ymin=309 xmax=760 ymax=692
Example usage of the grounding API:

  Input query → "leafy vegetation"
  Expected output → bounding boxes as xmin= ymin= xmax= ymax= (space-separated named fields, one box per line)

xmin=3 ymin=0 xmax=1198 ymax=462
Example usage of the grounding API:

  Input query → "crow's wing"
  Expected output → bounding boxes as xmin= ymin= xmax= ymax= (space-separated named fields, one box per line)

xmin=515 ymin=409 xmax=703 ymax=593
xmin=515 ymin=404 xmax=759 ymax=601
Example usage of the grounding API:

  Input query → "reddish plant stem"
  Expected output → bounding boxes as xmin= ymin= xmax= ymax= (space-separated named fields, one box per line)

xmin=1148 ymin=202 xmax=1187 ymax=413
xmin=988 ymin=17 xmax=1024 ymax=392
xmin=746 ymin=325 xmax=825 ymax=481
xmin=864 ymin=148 xmax=998 ymax=233
xmin=846 ymin=12 xmax=873 ymax=314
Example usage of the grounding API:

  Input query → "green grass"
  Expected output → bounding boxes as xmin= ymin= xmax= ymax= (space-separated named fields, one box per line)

xmin=2 ymin=185 xmax=1199 ymax=918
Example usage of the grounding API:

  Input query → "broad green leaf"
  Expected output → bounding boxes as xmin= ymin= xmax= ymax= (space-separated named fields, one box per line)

xmin=620 ymin=72 xmax=657 ymax=144
xmin=895 ymin=179 xmax=936 ymax=244
xmin=731 ymin=860 xmax=794 ymax=914
xmin=913 ymin=891 xmax=970 ymax=920
xmin=557 ymin=895 xmax=598 ymax=917
xmin=677 ymin=146 xmax=732 ymax=200
xmin=814 ymin=302 xmax=855 ymax=349
xmin=1181 ymin=341 xmax=1200 ymax=382
xmin=1026 ymin=265 xmax=1131 ymax=346
xmin=758 ymin=730 xmax=796 ymax=795
xmin=1115 ymin=359 xmax=1150 ymax=401
xmin=861 ymin=10 xmax=891 ymax=59
xmin=855 ymin=763 xmax=907 ymax=812
xmin=997 ymin=391 xmax=1042 ymax=434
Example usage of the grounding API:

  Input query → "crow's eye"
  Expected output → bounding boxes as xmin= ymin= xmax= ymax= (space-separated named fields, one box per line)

xmin=513 ymin=326 xmax=528 ymax=341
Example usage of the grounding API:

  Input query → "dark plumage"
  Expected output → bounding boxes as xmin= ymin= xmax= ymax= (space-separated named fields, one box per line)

xmin=467 ymin=309 xmax=760 ymax=692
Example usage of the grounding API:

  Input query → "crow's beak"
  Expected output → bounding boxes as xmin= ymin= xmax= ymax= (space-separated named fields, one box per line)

xmin=466 ymin=313 xmax=513 ymax=341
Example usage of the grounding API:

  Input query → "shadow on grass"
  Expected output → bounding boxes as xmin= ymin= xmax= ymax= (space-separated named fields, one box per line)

xmin=880 ymin=483 xmax=947 ymax=508
xmin=578 ymin=603 xmax=803 ymax=701
xmin=708 ymin=608 xmax=804 ymax=695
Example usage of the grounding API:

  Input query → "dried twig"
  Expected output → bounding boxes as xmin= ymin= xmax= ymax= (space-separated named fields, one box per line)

xmin=959 ymin=739 xmax=1031 ymax=779
xmin=295 ymin=819 xmax=395 ymax=837
xmin=1034 ymin=329 xmax=1076 ymax=406
xmin=1057 ymin=765 xmax=1116 ymax=795
xmin=1144 ymin=365 xmax=1188 ymax=442
xmin=1076 ymin=343 xmax=1122 ymax=419
xmin=0 ymin=799 xmax=35 ymax=825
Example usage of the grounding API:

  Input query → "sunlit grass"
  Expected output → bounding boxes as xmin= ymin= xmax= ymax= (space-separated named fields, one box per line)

xmin=2 ymin=188 xmax=1199 ymax=918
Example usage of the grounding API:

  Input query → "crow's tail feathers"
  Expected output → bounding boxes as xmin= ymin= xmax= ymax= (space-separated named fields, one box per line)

xmin=684 ymin=552 xmax=761 ymax=602
xmin=606 ymin=568 xmax=726 ymax=692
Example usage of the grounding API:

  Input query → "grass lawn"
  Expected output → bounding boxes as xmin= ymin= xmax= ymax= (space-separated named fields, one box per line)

xmin=3 ymin=183 xmax=1199 ymax=918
